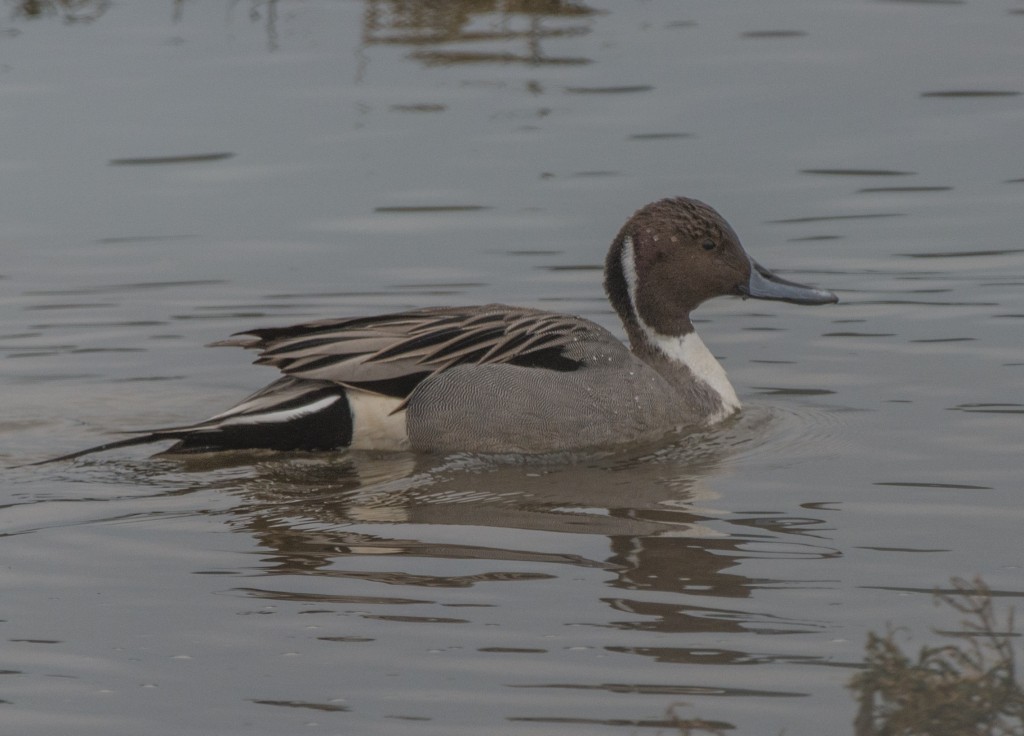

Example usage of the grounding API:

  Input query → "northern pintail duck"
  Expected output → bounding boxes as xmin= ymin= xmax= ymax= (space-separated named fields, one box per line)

xmin=47 ymin=197 xmax=836 ymax=461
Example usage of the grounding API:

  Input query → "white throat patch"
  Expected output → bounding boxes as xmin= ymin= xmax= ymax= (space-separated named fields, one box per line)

xmin=652 ymin=331 xmax=741 ymax=420
xmin=620 ymin=236 xmax=741 ymax=420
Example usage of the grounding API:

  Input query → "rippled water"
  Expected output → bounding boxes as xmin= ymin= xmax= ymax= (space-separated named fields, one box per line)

xmin=2 ymin=2 xmax=1022 ymax=735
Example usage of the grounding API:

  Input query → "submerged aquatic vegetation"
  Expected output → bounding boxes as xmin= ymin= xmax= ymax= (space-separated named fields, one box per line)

xmin=664 ymin=576 xmax=1021 ymax=735
xmin=850 ymin=576 xmax=1023 ymax=736
xmin=665 ymin=703 xmax=731 ymax=735
xmin=9 ymin=0 xmax=110 ymax=23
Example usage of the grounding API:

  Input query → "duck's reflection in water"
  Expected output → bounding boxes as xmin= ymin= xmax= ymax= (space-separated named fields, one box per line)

xmin=171 ymin=407 xmax=838 ymax=663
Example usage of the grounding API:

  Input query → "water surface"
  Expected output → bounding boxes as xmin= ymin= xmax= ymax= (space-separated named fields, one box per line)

xmin=2 ymin=2 xmax=1022 ymax=734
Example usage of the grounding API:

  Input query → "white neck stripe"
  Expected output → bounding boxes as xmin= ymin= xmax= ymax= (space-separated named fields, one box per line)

xmin=619 ymin=235 xmax=740 ymax=419
xmin=620 ymin=235 xmax=642 ymax=315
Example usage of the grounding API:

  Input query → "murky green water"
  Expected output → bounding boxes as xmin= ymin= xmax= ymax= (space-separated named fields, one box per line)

xmin=2 ymin=2 xmax=1022 ymax=734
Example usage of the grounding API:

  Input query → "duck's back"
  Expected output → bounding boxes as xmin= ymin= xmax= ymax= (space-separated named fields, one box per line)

xmin=225 ymin=304 xmax=698 ymax=453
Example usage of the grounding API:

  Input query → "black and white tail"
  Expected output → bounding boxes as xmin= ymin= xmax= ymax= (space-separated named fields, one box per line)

xmin=32 ymin=378 xmax=353 ymax=465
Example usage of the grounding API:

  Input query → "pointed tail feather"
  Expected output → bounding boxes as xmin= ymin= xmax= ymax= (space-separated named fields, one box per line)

xmin=20 ymin=433 xmax=178 ymax=467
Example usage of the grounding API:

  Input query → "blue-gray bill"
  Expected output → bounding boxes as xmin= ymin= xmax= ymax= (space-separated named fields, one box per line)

xmin=741 ymin=258 xmax=838 ymax=305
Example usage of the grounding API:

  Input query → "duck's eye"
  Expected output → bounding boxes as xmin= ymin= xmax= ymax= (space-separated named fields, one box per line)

xmin=702 ymin=240 xmax=716 ymax=251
